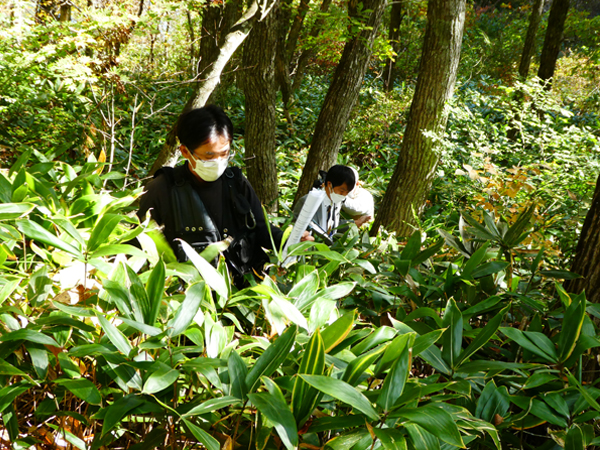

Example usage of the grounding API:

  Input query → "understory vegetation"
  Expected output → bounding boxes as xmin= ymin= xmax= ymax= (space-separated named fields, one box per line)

xmin=1 ymin=1 xmax=600 ymax=449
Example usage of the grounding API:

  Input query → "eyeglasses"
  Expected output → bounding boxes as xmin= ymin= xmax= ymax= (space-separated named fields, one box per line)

xmin=195 ymin=150 xmax=235 ymax=162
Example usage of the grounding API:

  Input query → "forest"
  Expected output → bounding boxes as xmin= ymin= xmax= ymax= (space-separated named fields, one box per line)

xmin=1 ymin=0 xmax=600 ymax=448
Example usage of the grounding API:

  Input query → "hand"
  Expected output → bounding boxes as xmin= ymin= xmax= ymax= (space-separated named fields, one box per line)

xmin=354 ymin=215 xmax=372 ymax=228
xmin=301 ymin=230 xmax=314 ymax=242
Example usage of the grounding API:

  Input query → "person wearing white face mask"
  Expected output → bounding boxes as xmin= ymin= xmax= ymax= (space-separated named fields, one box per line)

xmin=138 ymin=105 xmax=284 ymax=287
xmin=293 ymin=165 xmax=369 ymax=244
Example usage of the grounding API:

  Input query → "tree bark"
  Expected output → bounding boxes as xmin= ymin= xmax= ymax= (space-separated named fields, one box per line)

xmin=293 ymin=0 xmax=388 ymax=206
xmin=370 ymin=0 xmax=466 ymax=237
xmin=518 ymin=0 xmax=545 ymax=79
xmin=538 ymin=0 xmax=570 ymax=87
xmin=148 ymin=0 xmax=269 ymax=177
xmin=59 ymin=1 xmax=71 ymax=22
xmin=241 ymin=4 xmax=279 ymax=210
xmin=383 ymin=0 xmax=404 ymax=92
xmin=565 ymin=174 xmax=600 ymax=304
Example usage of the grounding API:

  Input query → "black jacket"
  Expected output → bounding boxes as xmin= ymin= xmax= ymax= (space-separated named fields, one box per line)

xmin=138 ymin=163 xmax=283 ymax=278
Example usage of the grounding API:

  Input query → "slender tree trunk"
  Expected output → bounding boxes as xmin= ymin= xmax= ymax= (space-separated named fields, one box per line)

xmin=518 ymin=0 xmax=545 ymax=79
xmin=186 ymin=10 xmax=196 ymax=72
xmin=565 ymin=174 xmax=600 ymax=304
xmin=59 ymin=1 xmax=71 ymax=22
xmin=241 ymin=5 xmax=279 ymax=210
xmin=538 ymin=0 xmax=570 ymax=88
xmin=275 ymin=0 xmax=295 ymax=110
xmin=293 ymin=0 xmax=388 ymax=205
xmin=291 ymin=0 xmax=333 ymax=92
xmin=148 ymin=0 xmax=269 ymax=176
xmin=383 ymin=0 xmax=404 ymax=92
xmin=371 ymin=0 xmax=466 ymax=237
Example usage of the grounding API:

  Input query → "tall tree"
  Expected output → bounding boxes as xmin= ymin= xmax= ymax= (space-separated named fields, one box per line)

xmin=148 ymin=0 xmax=273 ymax=176
xmin=383 ymin=0 xmax=404 ymax=92
xmin=293 ymin=0 xmax=388 ymax=205
xmin=371 ymin=0 xmax=466 ymax=237
xmin=518 ymin=0 xmax=545 ymax=79
xmin=241 ymin=4 xmax=279 ymax=209
xmin=538 ymin=0 xmax=570 ymax=87
xmin=565 ymin=174 xmax=600 ymax=304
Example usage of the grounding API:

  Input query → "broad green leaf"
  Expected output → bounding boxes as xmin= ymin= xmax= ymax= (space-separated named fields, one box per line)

xmin=0 ymin=329 xmax=58 ymax=347
xmin=101 ymin=394 xmax=144 ymax=435
xmin=397 ymin=405 xmax=464 ymax=447
xmin=89 ymin=244 xmax=148 ymax=258
xmin=460 ymin=242 xmax=490 ymax=279
xmin=500 ymin=327 xmax=557 ymax=363
xmin=351 ymin=325 xmax=396 ymax=355
xmin=471 ymin=261 xmax=509 ymax=279
xmin=401 ymin=231 xmax=422 ymax=260
xmin=308 ymin=415 xmax=366 ymax=432
xmin=412 ymin=329 xmax=444 ymax=356
xmin=566 ymin=372 xmax=600 ymax=413
xmin=88 ymin=213 xmax=123 ymax=252
xmin=119 ymin=317 xmax=163 ymax=336
xmin=321 ymin=310 xmax=355 ymax=353
xmin=0 ymin=359 xmax=27 ymax=377
xmin=15 ymin=219 xmax=82 ymax=258
xmin=377 ymin=342 xmax=412 ymax=412
xmin=0 ymin=384 xmax=31 ymax=414
xmin=325 ymin=429 xmax=371 ymax=450
xmin=183 ymin=419 xmax=220 ymax=450
xmin=183 ymin=396 xmax=241 ymax=417
xmin=441 ymin=298 xmax=462 ymax=368
xmin=373 ymin=428 xmax=407 ymax=450
xmin=143 ymin=366 xmax=180 ymax=394
xmin=0 ymin=278 xmax=20 ymax=307
xmin=228 ymin=350 xmax=248 ymax=400
xmin=168 ymin=282 xmax=206 ymax=337
xmin=462 ymin=296 xmax=502 ymax=318
xmin=292 ymin=330 xmax=325 ymax=426
xmin=456 ymin=360 xmax=540 ymax=373
xmin=145 ymin=259 xmax=165 ymax=326
xmin=475 ymin=380 xmax=509 ymax=423
xmin=565 ymin=425 xmax=585 ymax=450
xmin=454 ymin=305 xmax=509 ymax=368
xmin=418 ymin=345 xmax=451 ymax=375
xmin=55 ymin=378 xmax=102 ymax=405
xmin=558 ymin=293 xmax=586 ymax=362
xmin=97 ymin=313 xmax=132 ymax=356
xmin=523 ymin=371 xmax=560 ymax=389
xmin=299 ymin=374 xmax=379 ymax=421
xmin=0 ymin=203 xmax=35 ymax=221
xmin=245 ymin=325 xmax=297 ymax=393
xmin=344 ymin=345 xmax=386 ymax=386
xmin=179 ymin=239 xmax=228 ymax=299
xmin=404 ymin=423 xmax=440 ymax=450
xmin=375 ymin=332 xmax=417 ymax=376
xmin=249 ymin=392 xmax=298 ymax=450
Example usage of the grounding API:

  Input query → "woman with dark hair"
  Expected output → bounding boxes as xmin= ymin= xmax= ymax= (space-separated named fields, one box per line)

xmin=293 ymin=164 xmax=371 ymax=244
xmin=138 ymin=105 xmax=284 ymax=287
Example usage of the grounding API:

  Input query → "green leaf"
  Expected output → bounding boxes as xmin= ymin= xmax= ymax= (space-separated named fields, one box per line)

xmin=471 ymin=261 xmax=509 ymax=279
xmin=228 ymin=350 xmax=248 ymax=400
xmin=539 ymin=270 xmax=581 ymax=280
xmin=475 ymin=380 xmax=509 ymax=423
xmin=412 ymin=329 xmax=444 ymax=356
xmin=500 ymin=327 xmax=557 ymax=363
xmin=144 ymin=258 xmax=165 ymax=326
xmin=454 ymin=305 xmax=509 ymax=368
xmin=299 ymin=374 xmax=379 ymax=421
xmin=397 ymin=405 xmax=464 ymax=447
xmin=0 ymin=278 xmax=21 ymax=307
xmin=143 ymin=366 xmax=180 ymax=394
xmin=0 ymin=384 xmax=31 ymax=414
xmin=183 ymin=419 xmax=220 ymax=450
xmin=55 ymin=378 xmax=102 ymax=405
xmin=183 ymin=396 xmax=241 ymax=417
xmin=292 ymin=330 xmax=325 ymax=426
xmin=308 ymin=415 xmax=366 ymax=432
xmin=344 ymin=346 xmax=386 ymax=386
xmin=373 ymin=428 xmax=407 ymax=450
xmin=179 ymin=239 xmax=228 ymax=299
xmin=0 ymin=203 xmax=35 ymax=221
xmin=15 ymin=219 xmax=82 ymax=258
xmin=565 ymin=425 xmax=585 ymax=450
xmin=0 ymin=359 xmax=27 ymax=378
xmin=101 ymin=394 xmax=144 ymax=435
xmin=0 ymin=329 xmax=58 ymax=347
xmin=89 ymin=244 xmax=148 ymax=258
xmin=168 ymin=282 xmax=206 ymax=337
xmin=97 ymin=313 xmax=132 ymax=356
xmin=321 ymin=310 xmax=356 ymax=353
xmin=418 ymin=345 xmax=451 ymax=375
xmin=88 ymin=213 xmax=123 ymax=252
xmin=401 ymin=231 xmax=422 ymax=260
xmin=441 ymin=298 xmax=462 ymax=368
xmin=245 ymin=325 xmax=297 ymax=393
xmin=456 ymin=360 xmax=540 ymax=373
xmin=249 ymin=392 xmax=298 ymax=450
xmin=376 ymin=341 xmax=412 ymax=412
xmin=558 ymin=293 xmax=586 ymax=362
xmin=351 ymin=325 xmax=396 ymax=355
xmin=461 ymin=242 xmax=490 ymax=279
xmin=404 ymin=423 xmax=440 ymax=450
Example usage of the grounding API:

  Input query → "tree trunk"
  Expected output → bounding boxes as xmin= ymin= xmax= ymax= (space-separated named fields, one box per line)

xmin=148 ymin=0 xmax=269 ymax=177
xmin=241 ymin=5 xmax=279 ymax=210
xmin=370 ymin=0 xmax=466 ymax=237
xmin=518 ymin=0 xmax=545 ymax=79
xmin=383 ymin=0 xmax=404 ymax=92
xmin=565 ymin=174 xmax=600 ymax=304
xmin=59 ymin=1 xmax=71 ymax=22
xmin=538 ymin=0 xmax=570 ymax=87
xmin=293 ymin=0 xmax=388 ymax=206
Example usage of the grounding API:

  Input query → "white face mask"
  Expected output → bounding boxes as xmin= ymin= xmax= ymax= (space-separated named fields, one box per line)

xmin=190 ymin=156 xmax=229 ymax=182
xmin=329 ymin=192 xmax=346 ymax=205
